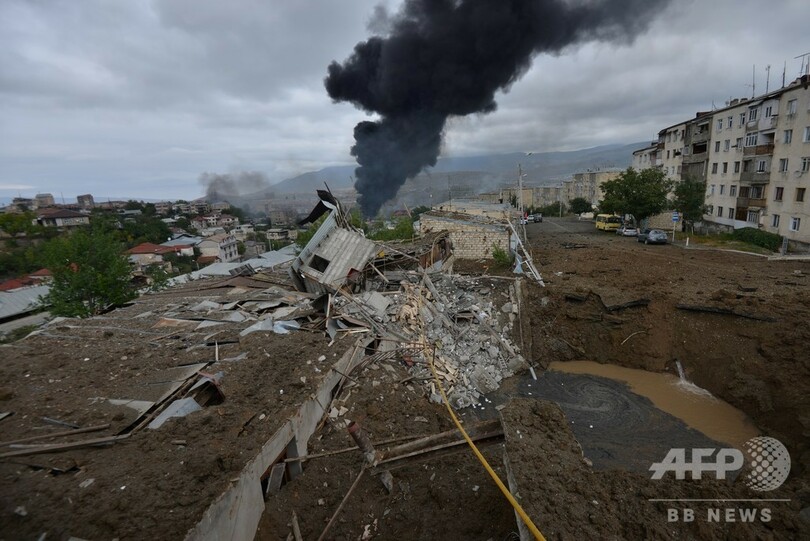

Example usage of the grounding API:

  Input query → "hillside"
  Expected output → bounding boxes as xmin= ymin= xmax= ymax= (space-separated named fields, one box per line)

xmin=265 ymin=142 xmax=644 ymax=196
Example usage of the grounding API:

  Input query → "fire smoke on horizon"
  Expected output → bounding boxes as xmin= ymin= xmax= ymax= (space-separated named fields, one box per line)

xmin=199 ymin=171 xmax=270 ymax=202
xmin=326 ymin=0 xmax=672 ymax=217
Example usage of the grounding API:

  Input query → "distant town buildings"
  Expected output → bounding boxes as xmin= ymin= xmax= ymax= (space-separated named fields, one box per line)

xmin=77 ymin=194 xmax=95 ymax=209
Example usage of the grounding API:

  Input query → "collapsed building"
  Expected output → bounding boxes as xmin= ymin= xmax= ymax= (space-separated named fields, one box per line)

xmin=2 ymin=191 xmax=804 ymax=540
xmin=0 ymin=192 xmax=547 ymax=540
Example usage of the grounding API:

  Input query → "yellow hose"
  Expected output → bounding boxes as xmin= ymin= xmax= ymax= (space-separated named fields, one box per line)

xmin=416 ymin=282 xmax=546 ymax=540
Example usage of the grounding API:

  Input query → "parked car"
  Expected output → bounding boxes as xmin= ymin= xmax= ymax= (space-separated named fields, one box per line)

xmin=621 ymin=226 xmax=638 ymax=237
xmin=533 ymin=213 xmax=543 ymax=223
xmin=637 ymin=228 xmax=668 ymax=244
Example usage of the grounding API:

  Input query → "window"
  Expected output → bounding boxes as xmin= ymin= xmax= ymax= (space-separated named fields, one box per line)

xmin=790 ymin=217 xmax=801 ymax=231
xmin=715 ymin=141 xmax=721 ymax=153
xmin=804 ymin=126 xmax=810 ymax=142
xmin=720 ymin=184 xmax=726 ymax=194
xmin=717 ymin=119 xmax=723 ymax=131
xmin=717 ymin=206 xmax=723 ymax=217
xmin=784 ymin=130 xmax=793 ymax=144
xmin=747 ymin=210 xmax=759 ymax=223
xmin=749 ymin=107 xmax=759 ymax=121
xmin=728 ymin=208 xmax=735 ymax=219
xmin=710 ymin=184 xmax=716 ymax=195
xmin=743 ymin=160 xmax=751 ymax=172
xmin=787 ymin=99 xmax=797 ymax=115
xmin=739 ymin=112 xmax=746 ymax=126
xmin=727 ymin=116 xmax=733 ymax=128
xmin=765 ymin=105 xmax=773 ymax=117
xmin=774 ymin=187 xmax=784 ymax=201
xmin=797 ymin=188 xmax=806 ymax=202
xmin=667 ymin=132 xmax=672 ymax=142
xmin=730 ymin=185 xmax=737 ymax=196
xmin=735 ymin=137 xmax=742 ymax=149
xmin=779 ymin=158 xmax=789 ymax=172
xmin=677 ymin=165 xmax=682 ymax=174
xmin=722 ymin=163 xmax=729 ymax=174
xmin=772 ymin=214 xmax=780 ymax=228
xmin=667 ymin=150 xmax=670 ymax=159
xmin=707 ymin=205 xmax=714 ymax=215
xmin=724 ymin=139 xmax=730 ymax=151
xmin=756 ymin=160 xmax=766 ymax=173
xmin=802 ymin=157 xmax=810 ymax=173
xmin=745 ymin=133 xmax=758 ymax=147
xmin=711 ymin=163 xmax=718 ymax=174
xmin=734 ymin=161 xmax=741 ymax=174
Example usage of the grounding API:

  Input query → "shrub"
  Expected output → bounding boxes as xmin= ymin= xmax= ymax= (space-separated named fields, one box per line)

xmin=731 ymin=228 xmax=782 ymax=251
xmin=491 ymin=244 xmax=513 ymax=266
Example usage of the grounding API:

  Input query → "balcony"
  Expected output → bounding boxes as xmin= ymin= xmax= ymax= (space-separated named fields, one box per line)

xmin=736 ymin=197 xmax=767 ymax=209
xmin=690 ymin=130 xmax=710 ymax=144
xmin=683 ymin=152 xmax=707 ymax=164
xmin=743 ymin=144 xmax=774 ymax=156
xmin=739 ymin=171 xmax=770 ymax=183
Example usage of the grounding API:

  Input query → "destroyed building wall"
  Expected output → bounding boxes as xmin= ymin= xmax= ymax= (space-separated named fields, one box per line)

xmin=419 ymin=213 xmax=510 ymax=260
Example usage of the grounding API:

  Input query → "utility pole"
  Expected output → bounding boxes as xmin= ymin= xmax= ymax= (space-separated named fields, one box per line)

xmin=517 ymin=164 xmax=524 ymax=218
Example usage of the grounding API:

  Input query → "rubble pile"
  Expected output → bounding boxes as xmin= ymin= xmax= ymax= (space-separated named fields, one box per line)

xmin=331 ymin=271 xmax=527 ymax=409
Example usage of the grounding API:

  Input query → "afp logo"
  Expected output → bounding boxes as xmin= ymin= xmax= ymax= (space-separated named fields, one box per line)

xmin=650 ymin=437 xmax=791 ymax=491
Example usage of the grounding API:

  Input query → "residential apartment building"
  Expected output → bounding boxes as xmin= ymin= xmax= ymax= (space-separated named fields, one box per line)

xmin=632 ymin=142 xmax=658 ymax=170
xmin=562 ymin=169 xmax=622 ymax=208
xmin=703 ymin=75 xmax=810 ymax=244
xmin=198 ymin=233 xmax=239 ymax=263
xmin=635 ymin=74 xmax=810 ymax=247
xmin=681 ymin=113 xmax=712 ymax=182
xmin=658 ymin=122 xmax=685 ymax=182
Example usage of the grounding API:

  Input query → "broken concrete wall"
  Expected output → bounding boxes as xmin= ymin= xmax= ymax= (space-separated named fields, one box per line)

xmin=420 ymin=214 xmax=510 ymax=260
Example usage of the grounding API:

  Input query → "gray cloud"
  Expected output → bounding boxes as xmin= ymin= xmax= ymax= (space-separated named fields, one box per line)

xmin=0 ymin=0 xmax=807 ymax=201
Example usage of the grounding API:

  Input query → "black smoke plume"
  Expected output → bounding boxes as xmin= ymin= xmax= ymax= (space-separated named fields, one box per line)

xmin=326 ymin=0 xmax=671 ymax=216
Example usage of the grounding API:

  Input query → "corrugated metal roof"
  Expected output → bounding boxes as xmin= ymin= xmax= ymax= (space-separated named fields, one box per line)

xmin=0 ymin=285 xmax=49 ymax=319
xmin=256 ymin=250 xmax=296 ymax=267
xmin=310 ymin=228 xmax=377 ymax=289
xmin=162 ymin=237 xmax=202 ymax=247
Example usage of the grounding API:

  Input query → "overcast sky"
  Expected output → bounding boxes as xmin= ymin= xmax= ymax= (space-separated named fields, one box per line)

xmin=1 ymin=0 xmax=808 ymax=201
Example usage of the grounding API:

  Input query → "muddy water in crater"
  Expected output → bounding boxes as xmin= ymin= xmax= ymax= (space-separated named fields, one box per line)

xmin=549 ymin=360 xmax=759 ymax=450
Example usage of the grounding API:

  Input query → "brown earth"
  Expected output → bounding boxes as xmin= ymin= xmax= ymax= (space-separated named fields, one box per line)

xmin=1 ymin=218 xmax=808 ymax=540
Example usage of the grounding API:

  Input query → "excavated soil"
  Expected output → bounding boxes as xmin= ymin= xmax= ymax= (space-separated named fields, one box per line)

xmin=1 ymin=218 xmax=808 ymax=540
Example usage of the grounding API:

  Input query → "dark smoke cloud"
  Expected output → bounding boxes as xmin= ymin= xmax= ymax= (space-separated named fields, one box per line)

xmin=199 ymin=171 xmax=270 ymax=201
xmin=326 ymin=0 xmax=672 ymax=216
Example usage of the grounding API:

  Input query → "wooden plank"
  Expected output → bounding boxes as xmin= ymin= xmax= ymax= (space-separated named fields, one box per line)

xmin=0 ymin=434 xmax=130 ymax=458
xmin=0 ymin=424 xmax=110 ymax=447
xmin=265 ymin=463 xmax=286 ymax=496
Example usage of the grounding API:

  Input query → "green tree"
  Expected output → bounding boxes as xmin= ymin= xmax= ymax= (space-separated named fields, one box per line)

xmin=569 ymin=197 xmax=592 ymax=215
xmin=599 ymin=167 xmax=673 ymax=222
xmin=42 ymin=225 xmax=136 ymax=317
xmin=673 ymin=178 xmax=707 ymax=226
xmin=369 ymin=216 xmax=414 ymax=241
xmin=0 ymin=211 xmax=37 ymax=238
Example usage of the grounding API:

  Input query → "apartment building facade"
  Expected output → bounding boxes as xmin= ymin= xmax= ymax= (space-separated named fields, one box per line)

xmin=632 ymin=142 xmax=658 ymax=171
xmin=634 ymin=74 xmax=809 ymax=247
xmin=703 ymin=76 xmax=810 ymax=244
xmin=658 ymin=123 xmax=686 ymax=182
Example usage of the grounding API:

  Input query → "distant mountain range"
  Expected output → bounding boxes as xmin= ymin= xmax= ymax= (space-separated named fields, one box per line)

xmin=266 ymin=142 xmax=645 ymax=195
xmin=2 ymin=142 xmax=645 ymax=210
